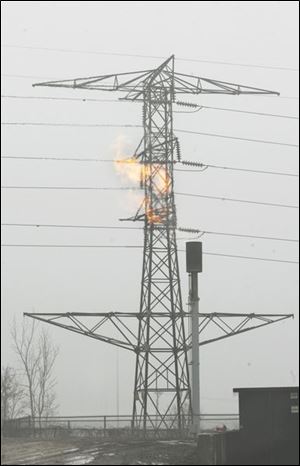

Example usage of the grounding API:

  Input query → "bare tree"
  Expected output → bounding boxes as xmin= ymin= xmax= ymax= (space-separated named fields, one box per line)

xmin=1 ymin=366 xmax=24 ymax=421
xmin=11 ymin=319 xmax=59 ymax=425
xmin=36 ymin=331 xmax=59 ymax=420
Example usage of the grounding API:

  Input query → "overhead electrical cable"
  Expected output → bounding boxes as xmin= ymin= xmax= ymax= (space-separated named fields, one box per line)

xmin=1 ymin=94 xmax=119 ymax=103
xmin=2 ymin=155 xmax=298 ymax=178
xmin=2 ymin=222 xmax=298 ymax=243
xmin=1 ymin=243 xmax=297 ymax=264
xmin=197 ymin=104 xmax=299 ymax=120
xmin=1 ymin=186 xmax=298 ymax=209
xmin=2 ymin=44 xmax=299 ymax=72
xmin=1 ymin=186 xmax=137 ymax=191
xmin=176 ymin=192 xmax=298 ymax=209
xmin=1 ymin=122 xmax=298 ymax=147
xmin=1 ymin=94 xmax=298 ymax=120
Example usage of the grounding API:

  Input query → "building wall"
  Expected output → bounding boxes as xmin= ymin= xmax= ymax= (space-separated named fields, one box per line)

xmin=235 ymin=387 xmax=299 ymax=465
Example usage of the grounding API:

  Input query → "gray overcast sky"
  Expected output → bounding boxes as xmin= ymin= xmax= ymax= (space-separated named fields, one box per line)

xmin=1 ymin=1 xmax=299 ymax=416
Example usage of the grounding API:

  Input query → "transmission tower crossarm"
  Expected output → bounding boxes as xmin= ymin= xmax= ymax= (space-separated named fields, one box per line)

xmin=23 ymin=312 xmax=139 ymax=352
xmin=32 ymin=55 xmax=279 ymax=98
xmin=172 ymin=72 xmax=280 ymax=95
xmin=189 ymin=312 xmax=293 ymax=347
xmin=32 ymin=69 xmax=154 ymax=94
xmin=24 ymin=311 xmax=293 ymax=350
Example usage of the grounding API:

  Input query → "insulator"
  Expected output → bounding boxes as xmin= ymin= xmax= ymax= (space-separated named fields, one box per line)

xmin=182 ymin=160 xmax=205 ymax=168
xmin=175 ymin=137 xmax=181 ymax=162
xmin=178 ymin=226 xmax=201 ymax=234
xmin=176 ymin=100 xmax=199 ymax=109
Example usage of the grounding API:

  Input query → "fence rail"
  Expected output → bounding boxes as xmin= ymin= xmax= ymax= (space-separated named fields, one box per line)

xmin=3 ymin=413 xmax=239 ymax=438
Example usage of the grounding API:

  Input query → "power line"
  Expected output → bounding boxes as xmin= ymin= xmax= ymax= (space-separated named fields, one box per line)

xmin=2 ymin=122 xmax=298 ymax=147
xmin=2 ymin=44 xmax=299 ymax=72
xmin=1 ymin=186 xmax=137 ymax=191
xmin=2 ymin=94 xmax=298 ymax=120
xmin=2 ymin=223 xmax=298 ymax=243
xmin=175 ymin=129 xmax=299 ymax=148
xmin=1 ymin=244 xmax=141 ymax=249
xmin=178 ymin=227 xmax=298 ymax=243
xmin=1 ymin=186 xmax=298 ymax=209
xmin=1 ymin=122 xmax=138 ymax=129
xmin=1 ymin=156 xmax=114 ymax=163
xmin=2 ymin=155 xmax=298 ymax=178
xmin=199 ymin=252 xmax=298 ymax=264
xmin=1 ymin=243 xmax=297 ymax=264
xmin=1 ymin=223 xmax=141 ymax=230
xmin=177 ymin=163 xmax=299 ymax=178
xmin=1 ymin=94 xmax=121 ymax=103
xmin=176 ymin=192 xmax=298 ymax=209
xmin=195 ymin=104 xmax=299 ymax=120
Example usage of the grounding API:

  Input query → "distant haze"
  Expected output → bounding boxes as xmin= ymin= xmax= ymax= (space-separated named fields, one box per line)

xmin=1 ymin=1 xmax=299 ymax=416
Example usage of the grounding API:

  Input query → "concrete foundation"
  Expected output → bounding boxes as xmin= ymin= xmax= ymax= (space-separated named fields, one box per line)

xmin=197 ymin=433 xmax=226 ymax=465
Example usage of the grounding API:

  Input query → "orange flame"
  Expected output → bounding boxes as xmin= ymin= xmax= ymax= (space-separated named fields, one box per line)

xmin=144 ymin=197 xmax=168 ymax=225
xmin=114 ymin=157 xmax=143 ymax=183
xmin=115 ymin=159 xmax=170 ymax=193
xmin=112 ymin=135 xmax=171 ymax=224
xmin=146 ymin=208 xmax=165 ymax=224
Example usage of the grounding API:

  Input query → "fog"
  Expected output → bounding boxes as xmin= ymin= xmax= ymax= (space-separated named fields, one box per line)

xmin=1 ymin=1 xmax=299 ymax=417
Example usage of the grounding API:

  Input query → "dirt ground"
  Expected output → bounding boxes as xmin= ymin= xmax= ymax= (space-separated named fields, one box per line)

xmin=1 ymin=437 xmax=199 ymax=465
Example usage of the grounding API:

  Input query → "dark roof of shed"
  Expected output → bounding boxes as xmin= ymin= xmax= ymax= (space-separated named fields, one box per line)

xmin=233 ymin=386 xmax=299 ymax=393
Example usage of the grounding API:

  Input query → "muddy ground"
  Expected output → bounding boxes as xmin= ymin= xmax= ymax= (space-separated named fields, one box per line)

xmin=1 ymin=437 xmax=199 ymax=465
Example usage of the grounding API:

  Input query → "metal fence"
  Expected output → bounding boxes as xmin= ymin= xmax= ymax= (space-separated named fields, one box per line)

xmin=3 ymin=413 xmax=239 ymax=439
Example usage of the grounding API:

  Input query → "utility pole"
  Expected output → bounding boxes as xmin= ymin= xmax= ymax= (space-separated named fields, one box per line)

xmin=116 ymin=350 xmax=119 ymax=428
xmin=26 ymin=55 xmax=293 ymax=435
xmin=186 ymin=242 xmax=202 ymax=435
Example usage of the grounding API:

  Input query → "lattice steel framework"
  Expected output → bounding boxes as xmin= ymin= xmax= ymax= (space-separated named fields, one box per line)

xmin=131 ymin=58 xmax=190 ymax=431
xmin=28 ymin=56 xmax=292 ymax=434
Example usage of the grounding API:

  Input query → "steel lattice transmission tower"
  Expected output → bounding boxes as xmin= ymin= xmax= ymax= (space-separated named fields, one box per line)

xmin=28 ymin=56 xmax=293 ymax=433
xmin=128 ymin=57 xmax=191 ymax=430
